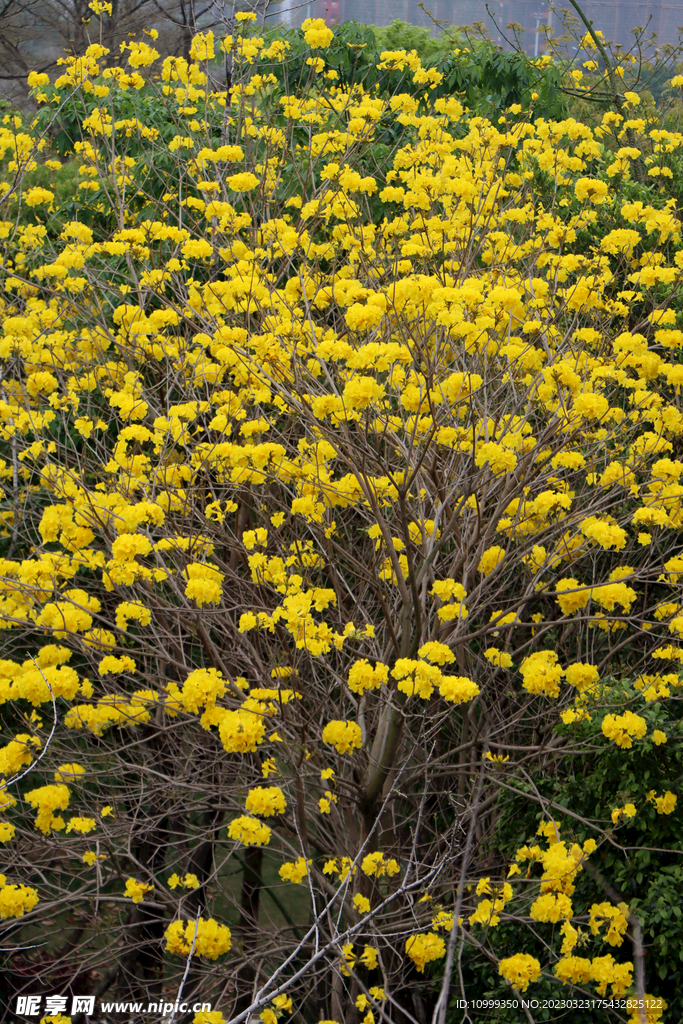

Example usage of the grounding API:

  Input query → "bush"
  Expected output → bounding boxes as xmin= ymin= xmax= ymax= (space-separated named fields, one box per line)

xmin=258 ymin=18 xmax=567 ymax=121
xmin=369 ymin=19 xmax=454 ymax=62
xmin=0 ymin=17 xmax=681 ymax=1023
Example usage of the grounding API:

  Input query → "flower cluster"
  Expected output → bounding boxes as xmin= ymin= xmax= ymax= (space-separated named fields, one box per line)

xmin=405 ymin=932 xmax=446 ymax=972
xmin=0 ymin=875 xmax=39 ymax=918
xmin=165 ymin=918 xmax=232 ymax=959
xmin=602 ymin=711 xmax=648 ymax=748
xmin=279 ymin=858 xmax=310 ymax=884
xmin=227 ymin=815 xmax=272 ymax=846
xmin=322 ymin=721 xmax=363 ymax=755
xmin=244 ymin=786 xmax=287 ymax=816
xmin=123 ymin=878 xmax=154 ymax=903
xmin=498 ymin=953 xmax=542 ymax=993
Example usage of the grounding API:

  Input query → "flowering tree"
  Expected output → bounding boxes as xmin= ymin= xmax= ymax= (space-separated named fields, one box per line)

xmin=1 ymin=12 xmax=683 ymax=1024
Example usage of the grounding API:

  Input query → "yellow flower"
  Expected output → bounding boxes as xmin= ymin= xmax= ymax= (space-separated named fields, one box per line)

xmin=649 ymin=790 xmax=677 ymax=814
xmin=484 ymin=648 xmax=513 ymax=668
xmin=25 ymin=187 xmax=54 ymax=207
xmin=54 ymin=763 xmax=85 ymax=782
xmin=555 ymin=955 xmax=592 ymax=985
xmin=360 ymin=945 xmax=379 ymax=969
xmin=165 ymin=918 xmax=231 ymax=959
xmin=479 ymin=546 xmax=506 ymax=575
xmin=520 ymin=651 xmax=564 ymax=698
xmin=245 ymin=786 xmax=286 ymax=817
xmin=475 ymin=442 xmax=517 ymax=474
xmin=361 ymin=852 xmax=400 ymax=877
xmin=65 ymin=816 xmax=96 ymax=834
xmin=438 ymin=676 xmax=480 ymax=704
xmin=322 ymin=720 xmax=363 ymax=754
xmin=28 ymin=71 xmax=50 ymax=87
xmin=343 ymin=376 xmax=385 ymax=409
xmin=574 ymin=392 xmax=609 ymax=419
xmin=279 ymin=858 xmax=309 ymax=884
xmin=565 ymin=662 xmax=599 ymax=691
xmin=588 ymin=902 xmax=629 ymax=946
xmin=184 ymin=563 xmax=224 ymax=606
xmin=189 ymin=31 xmax=214 ymax=61
xmin=302 ymin=17 xmax=334 ymax=48
xmin=25 ymin=785 xmax=70 ymax=834
xmin=530 ymin=892 xmax=573 ymax=922
xmin=498 ymin=953 xmax=541 ymax=993
xmin=227 ymin=815 xmax=272 ymax=846
xmin=484 ymin=751 xmax=509 ymax=763
xmin=226 ymin=172 xmax=260 ymax=192
xmin=555 ymin=579 xmax=590 ymax=615
xmin=168 ymin=872 xmax=200 ymax=890
xmin=124 ymin=878 xmax=153 ymax=903
xmin=602 ymin=711 xmax=647 ymax=749
xmin=418 ymin=641 xmax=455 ymax=665
xmin=574 ymin=177 xmax=609 ymax=204
xmin=0 ymin=878 xmax=39 ymax=918
xmin=82 ymin=850 xmax=106 ymax=865
xmin=405 ymin=932 xmax=445 ymax=972
xmin=347 ymin=659 xmax=389 ymax=693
